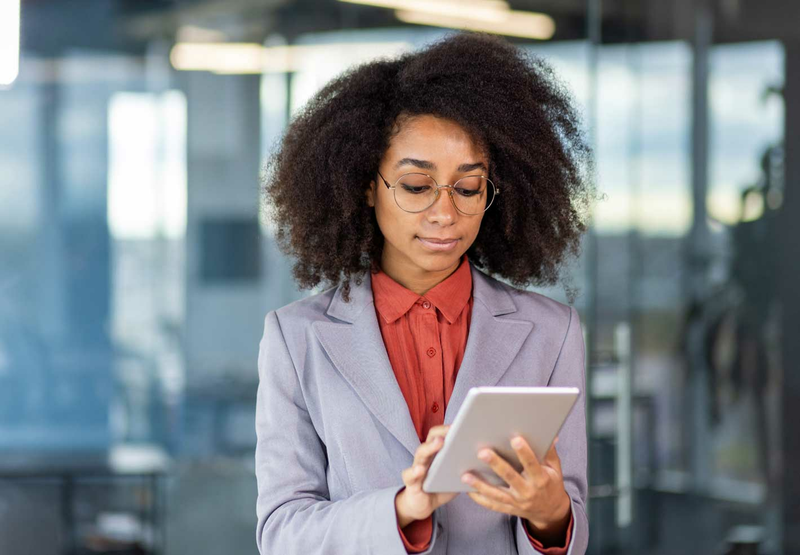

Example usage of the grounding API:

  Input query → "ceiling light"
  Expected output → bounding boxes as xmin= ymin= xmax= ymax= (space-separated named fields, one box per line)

xmin=338 ymin=0 xmax=554 ymax=41
xmin=170 ymin=43 xmax=267 ymax=73
xmin=176 ymin=25 xmax=228 ymax=44
xmin=395 ymin=9 xmax=555 ymax=40
xmin=340 ymin=0 xmax=511 ymax=22
xmin=170 ymin=42 xmax=411 ymax=74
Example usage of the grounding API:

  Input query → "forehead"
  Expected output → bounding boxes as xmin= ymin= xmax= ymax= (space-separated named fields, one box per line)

xmin=387 ymin=115 xmax=488 ymax=161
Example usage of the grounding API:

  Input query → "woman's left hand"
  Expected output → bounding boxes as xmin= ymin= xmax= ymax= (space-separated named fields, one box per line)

xmin=461 ymin=436 xmax=571 ymax=538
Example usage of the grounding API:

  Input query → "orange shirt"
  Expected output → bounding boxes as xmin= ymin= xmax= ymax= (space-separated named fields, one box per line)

xmin=371 ymin=253 xmax=573 ymax=553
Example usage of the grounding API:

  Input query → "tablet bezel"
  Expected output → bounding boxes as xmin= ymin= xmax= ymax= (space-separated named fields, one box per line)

xmin=422 ymin=386 xmax=580 ymax=493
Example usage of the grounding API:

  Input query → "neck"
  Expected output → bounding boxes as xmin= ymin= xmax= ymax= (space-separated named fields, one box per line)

xmin=379 ymin=251 xmax=463 ymax=296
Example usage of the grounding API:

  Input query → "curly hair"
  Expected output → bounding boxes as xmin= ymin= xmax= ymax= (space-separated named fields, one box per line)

xmin=261 ymin=31 xmax=595 ymax=303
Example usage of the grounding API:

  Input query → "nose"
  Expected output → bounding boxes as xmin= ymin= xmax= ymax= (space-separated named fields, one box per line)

xmin=426 ymin=187 xmax=458 ymax=224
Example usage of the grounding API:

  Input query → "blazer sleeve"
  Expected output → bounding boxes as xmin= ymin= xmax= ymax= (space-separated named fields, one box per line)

xmin=255 ymin=310 xmax=442 ymax=555
xmin=511 ymin=305 xmax=589 ymax=555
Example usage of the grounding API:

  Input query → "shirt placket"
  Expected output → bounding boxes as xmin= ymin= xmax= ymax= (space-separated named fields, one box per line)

xmin=417 ymin=298 xmax=444 ymax=432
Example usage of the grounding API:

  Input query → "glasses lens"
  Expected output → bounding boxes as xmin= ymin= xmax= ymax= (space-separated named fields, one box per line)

xmin=453 ymin=176 xmax=494 ymax=214
xmin=392 ymin=173 xmax=496 ymax=214
xmin=394 ymin=173 xmax=438 ymax=212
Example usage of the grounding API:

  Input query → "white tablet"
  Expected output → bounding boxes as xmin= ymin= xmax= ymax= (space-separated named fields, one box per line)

xmin=422 ymin=386 xmax=580 ymax=493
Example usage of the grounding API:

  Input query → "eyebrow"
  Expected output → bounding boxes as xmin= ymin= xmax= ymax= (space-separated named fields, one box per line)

xmin=393 ymin=157 xmax=488 ymax=173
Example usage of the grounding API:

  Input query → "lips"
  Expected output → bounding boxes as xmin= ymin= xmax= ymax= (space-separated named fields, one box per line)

xmin=417 ymin=237 xmax=459 ymax=243
xmin=416 ymin=236 xmax=460 ymax=252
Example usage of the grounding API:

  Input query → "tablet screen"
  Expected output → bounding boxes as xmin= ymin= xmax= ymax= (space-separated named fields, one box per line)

xmin=423 ymin=386 xmax=579 ymax=493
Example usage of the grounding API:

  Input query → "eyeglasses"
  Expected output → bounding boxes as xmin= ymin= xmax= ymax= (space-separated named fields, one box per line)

xmin=377 ymin=170 xmax=499 ymax=215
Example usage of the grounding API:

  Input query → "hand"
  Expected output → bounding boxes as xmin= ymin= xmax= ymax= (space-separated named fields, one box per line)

xmin=395 ymin=425 xmax=459 ymax=528
xmin=460 ymin=435 xmax=571 ymax=541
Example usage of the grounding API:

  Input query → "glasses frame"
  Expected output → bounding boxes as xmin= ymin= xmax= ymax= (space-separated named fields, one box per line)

xmin=377 ymin=170 xmax=500 ymax=215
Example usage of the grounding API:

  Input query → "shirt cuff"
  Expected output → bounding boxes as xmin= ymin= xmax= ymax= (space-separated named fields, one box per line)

xmin=398 ymin=516 xmax=433 ymax=552
xmin=523 ymin=508 xmax=574 ymax=555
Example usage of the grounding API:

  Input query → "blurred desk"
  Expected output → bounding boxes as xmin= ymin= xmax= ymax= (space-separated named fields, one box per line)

xmin=0 ymin=444 xmax=170 ymax=555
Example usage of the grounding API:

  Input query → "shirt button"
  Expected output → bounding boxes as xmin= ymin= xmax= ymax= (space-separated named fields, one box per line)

xmin=426 ymin=347 xmax=436 ymax=357
xmin=422 ymin=301 xmax=431 ymax=309
xmin=432 ymin=402 xmax=439 ymax=413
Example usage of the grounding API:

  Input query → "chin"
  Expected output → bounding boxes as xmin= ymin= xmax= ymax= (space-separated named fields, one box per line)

xmin=412 ymin=248 xmax=462 ymax=268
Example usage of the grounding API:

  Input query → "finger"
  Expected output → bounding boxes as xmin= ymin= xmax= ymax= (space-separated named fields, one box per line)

xmin=401 ymin=466 xmax=415 ymax=486
xmin=402 ymin=464 xmax=427 ymax=489
xmin=426 ymin=425 xmax=451 ymax=443
xmin=413 ymin=435 xmax=444 ymax=467
xmin=403 ymin=463 xmax=427 ymax=482
xmin=544 ymin=438 xmax=563 ymax=474
xmin=461 ymin=471 xmax=515 ymax=506
xmin=477 ymin=448 xmax=528 ymax=492
xmin=416 ymin=434 xmax=444 ymax=460
xmin=509 ymin=436 xmax=543 ymax=481
xmin=466 ymin=491 xmax=524 ymax=519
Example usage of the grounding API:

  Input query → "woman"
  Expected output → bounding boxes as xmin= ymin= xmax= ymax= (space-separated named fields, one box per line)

xmin=255 ymin=31 xmax=594 ymax=555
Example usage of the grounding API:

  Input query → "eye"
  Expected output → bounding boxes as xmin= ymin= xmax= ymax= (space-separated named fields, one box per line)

xmin=454 ymin=176 xmax=485 ymax=197
xmin=455 ymin=187 xmax=481 ymax=197
xmin=401 ymin=184 xmax=432 ymax=194
xmin=398 ymin=174 xmax=435 ymax=194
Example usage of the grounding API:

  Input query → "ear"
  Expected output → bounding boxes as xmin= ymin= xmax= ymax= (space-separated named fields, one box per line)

xmin=365 ymin=180 xmax=375 ymax=207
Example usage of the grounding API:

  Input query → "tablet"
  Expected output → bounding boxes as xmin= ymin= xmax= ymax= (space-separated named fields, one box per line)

xmin=422 ymin=386 xmax=580 ymax=493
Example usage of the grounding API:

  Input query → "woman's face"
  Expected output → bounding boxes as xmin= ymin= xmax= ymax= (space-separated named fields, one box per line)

xmin=366 ymin=114 xmax=488 ymax=290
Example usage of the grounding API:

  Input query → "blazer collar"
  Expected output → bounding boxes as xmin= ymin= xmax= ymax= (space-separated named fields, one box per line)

xmin=371 ymin=253 xmax=472 ymax=325
xmin=313 ymin=260 xmax=531 ymax=457
xmin=324 ymin=259 xmax=517 ymax=324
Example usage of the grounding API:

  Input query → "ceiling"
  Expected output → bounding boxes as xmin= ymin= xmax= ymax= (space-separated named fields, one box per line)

xmin=19 ymin=0 xmax=800 ymax=56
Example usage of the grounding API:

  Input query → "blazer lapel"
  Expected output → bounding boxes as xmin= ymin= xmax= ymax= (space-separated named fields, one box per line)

xmin=312 ymin=262 xmax=533 ymax=457
xmin=443 ymin=264 xmax=533 ymax=424
xmin=313 ymin=271 xmax=421 ymax=457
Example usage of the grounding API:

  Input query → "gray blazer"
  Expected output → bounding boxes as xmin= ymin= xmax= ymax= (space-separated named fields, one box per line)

xmin=255 ymin=262 xmax=588 ymax=555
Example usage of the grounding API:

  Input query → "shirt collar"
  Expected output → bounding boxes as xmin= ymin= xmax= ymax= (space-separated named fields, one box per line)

xmin=371 ymin=253 xmax=473 ymax=325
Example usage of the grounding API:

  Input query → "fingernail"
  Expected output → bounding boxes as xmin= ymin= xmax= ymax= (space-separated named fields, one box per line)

xmin=462 ymin=474 xmax=475 ymax=484
xmin=511 ymin=437 xmax=524 ymax=449
xmin=478 ymin=450 xmax=491 ymax=461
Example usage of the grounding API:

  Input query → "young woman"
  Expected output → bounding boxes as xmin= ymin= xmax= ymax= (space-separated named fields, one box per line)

xmin=255 ymin=31 xmax=594 ymax=555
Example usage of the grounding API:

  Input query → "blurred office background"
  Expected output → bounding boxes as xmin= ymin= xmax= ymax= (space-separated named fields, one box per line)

xmin=0 ymin=0 xmax=798 ymax=553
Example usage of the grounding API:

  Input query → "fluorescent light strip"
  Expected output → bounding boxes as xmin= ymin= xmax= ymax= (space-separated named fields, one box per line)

xmin=395 ymin=9 xmax=555 ymax=40
xmin=170 ymin=42 xmax=411 ymax=74
xmin=176 ymin=24 xmax=229 ymax=44
xmin=170 ymin=43 xmax=268 ymax=73
xmin=0 ymin=0 xmax=21 ymax=86
xmin=340 ymin=0 xmax=510 ymax=10
xmin=340 ymin=0 xmax=512 ymax=22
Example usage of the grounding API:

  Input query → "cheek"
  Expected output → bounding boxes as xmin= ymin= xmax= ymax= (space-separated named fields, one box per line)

xmin=375 ymin=203 xmax=412 ymax=241
xmin=468 ymin=216 xmax=485 ymax=239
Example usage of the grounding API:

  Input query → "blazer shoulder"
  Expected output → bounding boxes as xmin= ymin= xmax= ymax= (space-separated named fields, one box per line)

xmin=271 ymin=284 xmax=339 ymax=331
xmin=493 ymin=277 xmax=575 ymax=328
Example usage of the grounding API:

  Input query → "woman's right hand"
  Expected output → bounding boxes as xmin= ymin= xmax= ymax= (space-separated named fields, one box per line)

xmin=395 ymin=424 xmax=459 ymax=528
